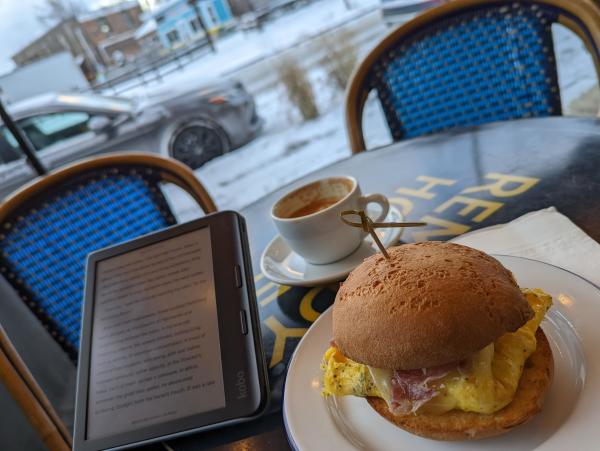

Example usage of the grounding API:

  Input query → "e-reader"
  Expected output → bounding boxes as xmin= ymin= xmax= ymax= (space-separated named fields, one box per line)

xmin=74 ymin=211 xmax=269 ymax=451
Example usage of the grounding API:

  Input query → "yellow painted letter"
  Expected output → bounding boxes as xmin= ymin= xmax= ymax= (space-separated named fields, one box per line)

xmin=412 ymin=215 xmax=471 ymax=241
xmin=299 ymin=287 xmax=325 ymax=323
xmin=435 ymin=195 xmax=504 ymax=223
xmin=397 ymin=176 xmax=456 ymax=200
xmin=388 ymin=196 xmax=414 ymax=216
xmin=264 ymin=316 xmax=307 ymax=368
xmin=462 ymin=173 xmax=539 ymax=197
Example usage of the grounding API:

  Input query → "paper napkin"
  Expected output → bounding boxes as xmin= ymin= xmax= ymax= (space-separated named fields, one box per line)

xmin=451 ymin=207 xmax=600 ymax=287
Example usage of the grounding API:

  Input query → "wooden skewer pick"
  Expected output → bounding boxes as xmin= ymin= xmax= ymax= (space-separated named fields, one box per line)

xmin=340 ymin=210 xmax=427 ymax=259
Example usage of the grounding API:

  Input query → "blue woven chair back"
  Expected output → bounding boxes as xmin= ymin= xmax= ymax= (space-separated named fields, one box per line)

xmin=370 ymin=2 xmax=563 ymax=140
xmin=0 ymin=166 xmax=176 ymax=359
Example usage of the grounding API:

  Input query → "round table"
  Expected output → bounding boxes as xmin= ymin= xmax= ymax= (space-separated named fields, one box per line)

xmin=166 ymin=116 xmax=600 ymax=450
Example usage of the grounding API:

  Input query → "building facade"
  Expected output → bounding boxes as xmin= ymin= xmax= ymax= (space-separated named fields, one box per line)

xmin=78 ymin=1 xmax=144 ymax=65
xmin=153 ymin=0 xmax=234 ymax=49
xmin=12 ymin=0 xmax=145 ymax=79
xmin=134 ymin=19 xmax=161 ymax=56
xmin=11 ymin=20 xmax=101 ymax=80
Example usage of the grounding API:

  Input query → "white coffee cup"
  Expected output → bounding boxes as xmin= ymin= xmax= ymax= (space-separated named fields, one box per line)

xmin=271 ymin=176 xmax=390 ymax=264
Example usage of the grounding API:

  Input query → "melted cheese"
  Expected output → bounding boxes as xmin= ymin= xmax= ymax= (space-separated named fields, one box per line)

xmin=321 ymin=288 xmax=552 ymax=415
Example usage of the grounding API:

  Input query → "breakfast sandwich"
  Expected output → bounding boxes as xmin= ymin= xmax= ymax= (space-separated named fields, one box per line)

xmin=321 ymin=242 xmax=553 ymax=440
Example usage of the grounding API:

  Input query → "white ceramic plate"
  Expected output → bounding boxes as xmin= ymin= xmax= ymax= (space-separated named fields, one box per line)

xmin=260 ymin=206 xmax=404 ymax=287
xmin=283 ymin=256 xmax=598 ymax=451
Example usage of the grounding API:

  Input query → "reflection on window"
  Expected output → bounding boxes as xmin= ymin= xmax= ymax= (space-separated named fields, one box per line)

xmin=18 ymin=112 xmax=91 ymax=151
xmin=0 ymin=127 xmax=21 ymax=164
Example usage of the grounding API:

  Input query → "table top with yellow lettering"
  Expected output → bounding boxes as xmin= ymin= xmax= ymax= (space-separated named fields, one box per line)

xmin=166 ymin=116 xmax=600 ymax=450
xmin=238 ymin=116 xmax=600 ymax=406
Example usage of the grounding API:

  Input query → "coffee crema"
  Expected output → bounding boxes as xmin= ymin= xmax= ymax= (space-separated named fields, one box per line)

xmin=287 ymin=197 xmax=340 ymax=218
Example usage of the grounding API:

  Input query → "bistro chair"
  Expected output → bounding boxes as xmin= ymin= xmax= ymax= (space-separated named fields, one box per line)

xmin=0 ymin=324 xmax=71 ymax=450
xmin=346 ymin=0 xmax=600 ymax=152
xmin=0 ymin=152 xmax=216 ymax=446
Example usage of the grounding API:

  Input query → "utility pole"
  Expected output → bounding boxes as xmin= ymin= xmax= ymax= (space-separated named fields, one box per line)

xmin=188 ymin=0 xmax=216 ymax=53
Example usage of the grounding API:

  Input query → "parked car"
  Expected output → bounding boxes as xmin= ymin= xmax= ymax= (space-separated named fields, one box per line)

xmin=380 ymin=0 xmax=446 ymax=27
xmin=0 ymin=79 xmax=263 ymax=199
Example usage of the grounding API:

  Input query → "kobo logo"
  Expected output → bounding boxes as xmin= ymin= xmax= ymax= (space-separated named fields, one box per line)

xmin=236 ymin=371 xmax=248 ymax=399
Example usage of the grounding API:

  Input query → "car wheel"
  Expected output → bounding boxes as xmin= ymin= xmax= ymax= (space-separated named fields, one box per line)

xmin=169 ymin=120 xmax=229 ymax=169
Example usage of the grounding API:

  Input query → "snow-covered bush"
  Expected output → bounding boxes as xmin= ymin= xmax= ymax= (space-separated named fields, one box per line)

xmin=277 ymin=57 xmax=320 ymax=121
xmin=319 ymin=30 xmax=358 ymax=91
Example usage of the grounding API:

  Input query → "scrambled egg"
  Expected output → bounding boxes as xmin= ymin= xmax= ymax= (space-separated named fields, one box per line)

xmin=321 ymin=288 xmax=552 ymax=415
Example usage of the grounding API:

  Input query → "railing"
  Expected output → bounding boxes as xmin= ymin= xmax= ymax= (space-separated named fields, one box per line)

xmin=87 ymin=0 xmax=325 ymax=97
xmin=86 ymin=0 xmax=397 ymax=100
xmin=89 ymin=39 xmax=212 ymax=95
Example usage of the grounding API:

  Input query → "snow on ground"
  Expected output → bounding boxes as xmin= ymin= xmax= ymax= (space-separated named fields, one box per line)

xmin=165 ymin=92 xmax=392 ymax=222
xmin=115 ymin=0 xmax=381 ymax=98
xmin=553 ymin=24 xmax=598 ymax=112
xmin=147 ymin=2 xmax=597 ymax=219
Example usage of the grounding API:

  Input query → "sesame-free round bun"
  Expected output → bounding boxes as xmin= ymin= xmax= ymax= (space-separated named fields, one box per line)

xmin=367 ymin=328 xmax=554 ymax=440
xmin=333 ymin=242 xmax=533 ymax=369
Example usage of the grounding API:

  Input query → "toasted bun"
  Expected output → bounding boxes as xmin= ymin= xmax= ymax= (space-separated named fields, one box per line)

xmin=367 ymin=328 xmax=554 ymax=440
xmin=333 ymin=242 xmax=533 ymax=369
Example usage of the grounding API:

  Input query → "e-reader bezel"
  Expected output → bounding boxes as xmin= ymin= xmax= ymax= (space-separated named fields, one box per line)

xmin=74 ymin=211 xmax=269 ymax=451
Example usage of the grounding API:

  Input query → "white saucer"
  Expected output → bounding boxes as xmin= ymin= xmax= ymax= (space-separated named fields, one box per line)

xmin=260 ymin=206 xmax=404 ymax=287
xmin=283 ymin=256 xmax=595 ymax=451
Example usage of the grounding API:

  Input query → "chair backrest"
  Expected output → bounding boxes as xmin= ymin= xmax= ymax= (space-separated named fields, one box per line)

xmin=0 ymin=152 xmax=216 ymax=360
xmin=346 ymin=0 xmax=600 ymax=152
xmin=0 ymin=323 xmax=71 ymax=450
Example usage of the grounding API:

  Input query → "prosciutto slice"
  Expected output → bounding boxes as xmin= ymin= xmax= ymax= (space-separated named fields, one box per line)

xmin=389 ymin=361 xmax=461 ymax=414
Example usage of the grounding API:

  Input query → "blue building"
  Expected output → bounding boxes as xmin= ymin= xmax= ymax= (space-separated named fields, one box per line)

xmin=152 ymin=0 xmax=233 ymax=49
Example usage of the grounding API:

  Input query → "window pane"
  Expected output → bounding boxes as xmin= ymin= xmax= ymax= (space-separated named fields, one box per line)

xmin=167 ymin=30 xmax=180 ymax=44
xmin=18 ymin=112 xmax=91 ymax=150
xmin=98 ymin=17 xmax=112 ymax=33
xmin=2 ymin=127 xmax=18 ymax=148
xmin=0 ymin=127 xmax=21 ymax=164
xmin=190 ymin=18 xmax=200 ymax=33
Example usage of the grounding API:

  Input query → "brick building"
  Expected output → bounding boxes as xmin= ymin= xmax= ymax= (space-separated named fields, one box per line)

xmin=12 ymin=0 xmax=145 ymax=79
xmin=78 ymin=1 xmax=144 ymax=65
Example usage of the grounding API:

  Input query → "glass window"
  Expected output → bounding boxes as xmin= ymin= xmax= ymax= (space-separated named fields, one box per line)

xmin=166 ymin=30 xmax=180 ymax=45
xmin=98 ymin=18 xmax=112 ymax=34
xmin=124 ymin=11 xmax=136 ymax=29
xmin=206 ymin=5 xmax=217 ymax=26
xmin=0 ymin=127 xmax=21 ymax=164
xmin=17 ymin=112 xmax=91 ymax=151
xmin=190 ymin=18 xmax=201 ymax=33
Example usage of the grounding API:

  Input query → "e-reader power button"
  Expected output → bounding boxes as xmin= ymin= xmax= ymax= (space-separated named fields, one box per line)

xmin=234 ymin=265 xmax=243 ymax=288
xmin=239 ymin=310 xmax=249 ymax=335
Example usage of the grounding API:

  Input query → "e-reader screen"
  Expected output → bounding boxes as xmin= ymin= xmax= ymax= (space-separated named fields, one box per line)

xmin=87 ymin=226 xmax=225 ymax=440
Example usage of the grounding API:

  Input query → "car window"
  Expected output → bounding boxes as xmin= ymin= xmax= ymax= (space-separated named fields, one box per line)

xmin=0 ymin=127 xmax=22 ymax=164
xmin=18 ymin=112 xmax=92 ymax=151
